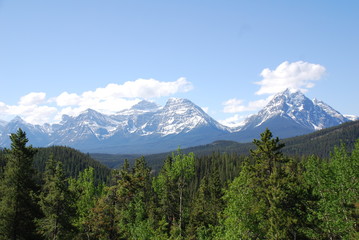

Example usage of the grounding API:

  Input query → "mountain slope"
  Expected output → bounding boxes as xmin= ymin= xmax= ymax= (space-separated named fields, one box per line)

xmin=91 ymin=120 xmax=359 ymax=170
xmin=33 ymin=146 xmax=111 ymax=183
xmin=96 ymin=98 xmax=230 ymax=153
xmin=0 ymin=91 xmax=355 ymax=154
xmin=226 ymin=89 xmax=349 ymax=142
xmin=0 ymin=116 xmax=50 ymax=147
xmin=40 ymin=98 xmax=229 ymax=154
xmin=142 ymin=120 xmax=359 ymax=170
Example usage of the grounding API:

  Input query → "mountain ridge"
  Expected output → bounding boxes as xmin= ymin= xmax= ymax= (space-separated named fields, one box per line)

xmin=0 ymin=90 xmax=354 ymax=153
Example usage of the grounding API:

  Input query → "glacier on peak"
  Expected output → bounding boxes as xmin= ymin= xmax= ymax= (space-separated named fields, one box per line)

xmin=0 ymin=92 xmax=355 ymax=154
xmin=241 ymin=88 xmax=349 ymax=131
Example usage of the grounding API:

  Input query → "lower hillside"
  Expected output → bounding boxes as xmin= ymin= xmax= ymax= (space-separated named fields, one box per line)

xmin=91 ymin=120 xmax=359 ymax=170
xmin=1 ymin=145 xmax=111 ymax=184
xmin=33 ymin=146 xmax=111 ymax=184
xmin=1 ymin=128 xmax=357 ymax=239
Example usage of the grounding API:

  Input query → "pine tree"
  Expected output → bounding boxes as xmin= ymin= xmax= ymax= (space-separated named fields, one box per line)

xmin=152 ymin=156 xmax=177 ymax=237
xmin=87 ymin=157 xmax=155 ymax=240
xmin=36 ymin=155 xmax=75 ymax=239
xmin=0 ymin=129 xmax=40 ymax=240
xmin=188 ymin=168 xmax=224 ymax=239
xmin=153 ymin=150 xmax=195 ymax=239
xmin=68 ymin=167 xmax=104 ymax=239
xmin=218 ymin=129 xmax=307 ymax=239
xmin=304 ymin=141 xmax=359 ymax=239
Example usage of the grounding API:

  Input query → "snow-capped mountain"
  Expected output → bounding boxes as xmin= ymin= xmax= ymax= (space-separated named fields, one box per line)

xmin=143 ymin=98 xmax=228 ymax=136
xmin=0 ymin=116 xmax=50 ymax=147
xmin=51 ymin=109 xmax=121 ymax=146
xmin=0 ymin=91 xmax=355 ymax=153
xmin=230 ymin=89 xmax=350 ymax=141
xmin=0 ymin=98 xmax=229 ymax=153
xmin=0 ymin=120 xmax=7 ymax=127
xmin=344 ymin=115 xmax=359 ymax=121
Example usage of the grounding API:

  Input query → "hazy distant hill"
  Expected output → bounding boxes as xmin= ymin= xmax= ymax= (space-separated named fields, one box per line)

xmin=91 ymin=120 xmax=359 ymax=170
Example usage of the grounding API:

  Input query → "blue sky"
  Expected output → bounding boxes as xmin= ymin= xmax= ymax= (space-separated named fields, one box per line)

xmin=0 ymin=1 xmax=358 ymax=126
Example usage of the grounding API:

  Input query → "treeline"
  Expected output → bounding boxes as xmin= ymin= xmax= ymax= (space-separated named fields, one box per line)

xmin=33 ymin=146 xmax=111 ymax=184
xmin=92 ymin=120 xmax=359 ymax=172
xmin=0 ymin=128 xmax=358 ymax=239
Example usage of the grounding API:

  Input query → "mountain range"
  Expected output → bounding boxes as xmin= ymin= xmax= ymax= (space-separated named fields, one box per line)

xmin=0 ymin=89 xmax=355 ymax=154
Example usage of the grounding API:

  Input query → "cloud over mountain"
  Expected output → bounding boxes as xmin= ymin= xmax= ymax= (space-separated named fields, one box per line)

xmin=255 ymin=61 xmax=326 ymax=95
xmin=0 ymin=78 xmax=193 ymax=125
xmin=221 ymin=61 xmax=326 ymax=126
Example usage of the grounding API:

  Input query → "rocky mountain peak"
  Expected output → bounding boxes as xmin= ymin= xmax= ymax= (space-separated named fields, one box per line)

xmin=242 ymin=89 xmax=349 ymax=133
xmin=0 ymin=93 xmax=355 ymax=154
xmin=131 ymin=100 xmax=160 ymax=111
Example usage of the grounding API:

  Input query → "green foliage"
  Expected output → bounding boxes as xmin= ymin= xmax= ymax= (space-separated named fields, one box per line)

xmin=36 ymin=155 xmax=75 ymax=239
xmin=86 ymin=157 xmax=155 ymax=239
xmin=303 ymin=141 xmax=359 ymax=239
xmin=217 ymin=129 xmax=311 ymax=239
xmin=0 ymin=129 xmax=40 ymax=240
xmin=68 ymin=167 xmax=104 ymax=239
xmin=187 ymin=168 xmax=224 ymax=239
xmin=0 ymin=128 xmax=358 ymax=239
xmin=33 ymin=146 xmax=111 ymax=184
xmin=153 ymin=150 xmax=195 ymax=239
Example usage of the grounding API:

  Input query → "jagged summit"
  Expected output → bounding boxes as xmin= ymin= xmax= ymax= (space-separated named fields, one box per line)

xmin=10 ymin=115 xmax=26 ymax=123
xmin=0 ymin=93 xmax=355 ymax=153
xmin=145 ymin=97 xmax=228 ymax=136
xmin=237 ymin=89 xmax=349 ymax=140
xmin=131 ymin=100 xmax=160 ymax=111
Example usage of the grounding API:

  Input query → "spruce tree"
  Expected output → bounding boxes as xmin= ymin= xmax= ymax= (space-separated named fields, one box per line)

xmin=68 ymin=167 xmax=103 ymax=239
xmin=188 ymin=168 xmax=224 ymax=239
xmin=153 ymin=150 xmax=195 ymax=238
xmin=36 ymin=155 xmax=75 ymax=239
xmin=0 ymin=129 xmax=40 ymax=240
xmin=218 ymin=129 xmax=307 ymax=239
xmin=304 ymin=141 xmax=359 ymax=239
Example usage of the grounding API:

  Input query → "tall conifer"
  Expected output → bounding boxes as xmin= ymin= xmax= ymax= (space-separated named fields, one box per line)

xmin=36 ymin=156 xmax=75 ymax=239
xmin=0 ymin=129 xmax=39 ymax=240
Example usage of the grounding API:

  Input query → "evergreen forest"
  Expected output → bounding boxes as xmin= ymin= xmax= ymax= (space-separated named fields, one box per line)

xmin=0 ymin=128 xmax=358 ymax=240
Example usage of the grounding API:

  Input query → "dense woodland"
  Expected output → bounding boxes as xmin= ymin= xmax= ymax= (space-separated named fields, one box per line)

xmin=0 ymin=128 xmax=358 ymax=239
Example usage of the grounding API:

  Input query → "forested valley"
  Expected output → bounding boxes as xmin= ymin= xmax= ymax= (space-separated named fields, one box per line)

xmin=0 ymin=128 xmax=358 ymax=240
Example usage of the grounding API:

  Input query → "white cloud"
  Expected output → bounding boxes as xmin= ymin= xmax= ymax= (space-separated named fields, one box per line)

xmin=0 ymin=77 xmax=194 ymax=125
xmin=22 ymin=106 xmax=58 ymax=125
xmin=54 ymin=77 xmax=193 ymax=113
xmin=201 ymin=106 xmax=209 ymax=113
xmin=80 ymin=77 xmax=193 ymax=100
xmin=55 ymin=92 xmax=81 ymax=106
xmin=54 ymin=98 xmax=142 ymax=121
xmin=223 ymin=97 xmax=270 ymax=114
xmin=18 ymin=92 xmax=46 ymax=106
xmin=50 ymin=77 xmax=194 ymax=120
xmin=219 ymin=114 xmax=248 ymax=128
xmin=0 ymin=102 xmax=7 ymax=111
xmin=255 ymin=61 xmax=326 ymax=95
xmin=223 ymin=98 xmax=246 ymax=113
xmin=247 ymin=97 xmax=272 ymax=110
xmin=1 ymin=103 xmax=57 ymax=125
